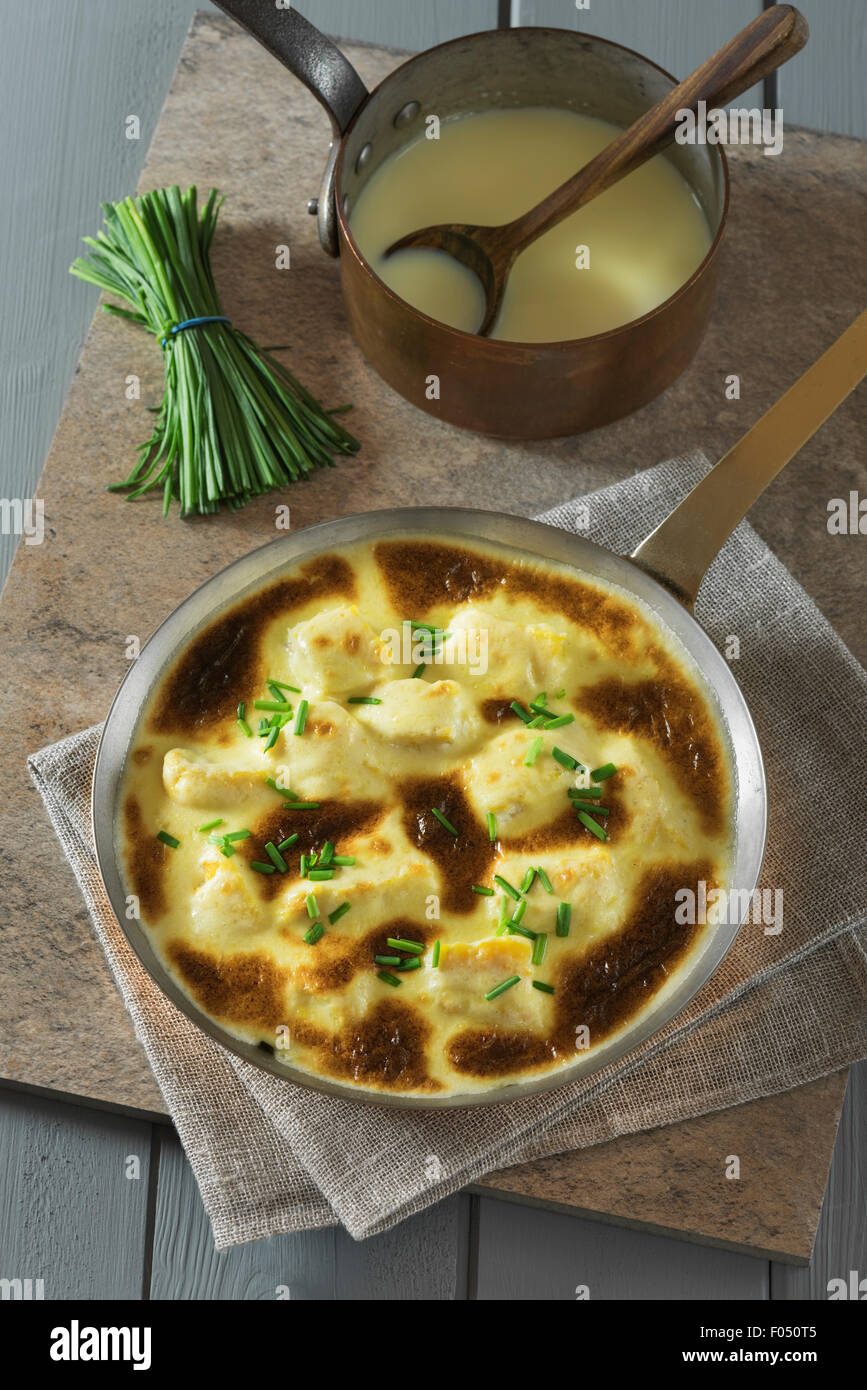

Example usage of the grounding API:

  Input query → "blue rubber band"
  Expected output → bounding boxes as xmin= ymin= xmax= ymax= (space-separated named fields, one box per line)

xmin=160 ymin=315 xmax=231 ymax=346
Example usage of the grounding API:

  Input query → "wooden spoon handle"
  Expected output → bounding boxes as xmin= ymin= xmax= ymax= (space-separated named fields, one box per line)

xmin=503 ymin=5 xmax=808 ymax=257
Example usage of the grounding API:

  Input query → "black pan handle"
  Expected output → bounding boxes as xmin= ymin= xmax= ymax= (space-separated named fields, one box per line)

xmin=213 ymin=0 xmax=369 ymax=136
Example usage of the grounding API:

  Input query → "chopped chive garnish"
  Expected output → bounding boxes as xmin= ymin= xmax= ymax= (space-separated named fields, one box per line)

xmin=263 ymin=724 xmax=280 ymax=751
xmin=331 ymin=855 xmax=355 ymax=866
xmin=348 ymin=696 xmax=382 ymax=705
xmin=510 ymin=700 xmax=531 ymax=723
xmin=278 ymin=834 xmax=299 ymax=852
xmin=572 ymin=802 xmax=610 ymax=815
xmin=197 ymin=818 xmax=223 ymax=833
xmin=257 ymin=718 xmax=269 ymax=736
xmin=308 ymin=851 xmax=319 ymax=867
xmin=308 ymin=869 xmax=335 ymax=881
xmin=536 ymin=866 xmax=554 ymax=894
xmin=487 ymin=811 xmax=497 ymax=842
xmin=508 ymin=923 xmax=536 ymax=941
xmin=328 ymin=902 xmax=351 ymax=925
xmin=294 ymin=699 xmax=308 ymax=736
xmin=552 ymin=746 xmax=580 ymax=771
xmin=395 ymin=957 xmax=422 ymax=972
xmin=555 ymin=689 xmax=565 ymax=699
xmin=431 ymin=807 xmax=459 ymax=836
xmin=525 ymin=714 xmax=547 ymax=729
xmin=305 ymin=892 xmax=318 ymax=918
xmin=404 ymin=619 xmax=446 ymax=636
xmin=375 ymin=955 xmax=402 ymax=966
xmin=237 ymin=718 xmax=253 ymax=738
xmin=157 ymin=830 xmax=179 ymax=849
xmin=253 ymin=699 xmax=292 ymax=712
xmin=265 ymin=841 xmax=288 ymax=872
xmin=250 ymin=860 xmax=276 ymax=874
xmin=264 ymin=776 xmax=281 ymax=792
xmin=533 ymin=980 xmax=555 ymax=995
xmin=485 ymin=975 xmax=520 ymax=1001
xmin=544 ymin=713 xmax=574 ymax=730
xmin=568 ymin=785 xmax=602 ymax=798
xmin=268 ymin=679 xmax=301 ymax=694
xmin=319 ymin=841 xmax=335 ymax=866
xmin=431 ymin=939 xmax=441 ymax=968
xmin=223 ymin=829 xmax=251 ymax=842
xmin=472 ymin=884 xmax=495 ymax=896
xmin=556 ymin=901 xmax=571 ymax=936
xmin=496 ymin=895 xmax=511 ymax=934
xmin=215 ymin=841 xmax=235 ymax=858
xmin=520 ymin=867 xmax=536 ymax=893
xmin=282 ymin=800 xmax=320 ymax=810
xmin=412 ymin=663 xmax=426 ymax=678
xmin=510 ymin=898 xmax=527 ymax=926
xmin=304 ymin=922 xmax=324 ymax=945
xmin=377 ymin=970 xmax=401 ymax=987
xmin=237 ymin=701 xmax=246 ymax=719
xmin=524 ymin=735 xmax=543 ymax=766
xmin=493 ymin=874 xmax=521 ymax=902
xmin=591 ymin=762 xmax=617 ymax=782
xmin=386 ymin=937 xmax=424 ymax=955
xmin=578 ymin=811 xmax=609 ymax=841
xmin=529 ymin=695 xmax=548 ymax=713
xmin=299 ymin=853 xmax=308 ymax=876
xmin=531 ymin=933 xmax=548 ymax=966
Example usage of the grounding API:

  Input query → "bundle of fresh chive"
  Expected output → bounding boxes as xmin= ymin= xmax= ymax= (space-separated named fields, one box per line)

xmin=69 ymin=186 xmax=359 ymax=516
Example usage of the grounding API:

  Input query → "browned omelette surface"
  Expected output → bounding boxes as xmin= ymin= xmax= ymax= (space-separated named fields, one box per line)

xmin=118 ymin=536 xmax=733 ymax=1098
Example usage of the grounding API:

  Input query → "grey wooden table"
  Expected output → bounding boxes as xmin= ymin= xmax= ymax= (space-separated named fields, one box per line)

xmin=1 ymin=0 xmax=864 ymax=1300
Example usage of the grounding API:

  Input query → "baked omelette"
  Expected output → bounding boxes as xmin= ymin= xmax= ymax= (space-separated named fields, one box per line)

xmin=119 ymin=535 xmax=733 ymax=1100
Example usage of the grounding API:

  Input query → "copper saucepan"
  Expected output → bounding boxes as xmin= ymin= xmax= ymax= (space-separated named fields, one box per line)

xmin=214 ymin=0 xmax=737 ymax=437
xmin=91 ymin=311 xmax=867 ymax=1109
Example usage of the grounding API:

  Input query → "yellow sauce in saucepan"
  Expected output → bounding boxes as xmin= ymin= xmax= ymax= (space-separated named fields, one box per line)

xmin=350 ymin=107 xmax=712 ymax=342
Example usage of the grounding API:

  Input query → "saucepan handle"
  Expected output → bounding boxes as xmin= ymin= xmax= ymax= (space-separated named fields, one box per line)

xmin=213 ymin=1 xmax=368 ymax=135
xmin=213 ymin=1 xmax=369 ymax=255
xmin=630 ymin=308 xmax=867 ymax=608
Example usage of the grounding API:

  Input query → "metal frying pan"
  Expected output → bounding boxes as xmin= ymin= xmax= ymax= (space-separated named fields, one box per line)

xmin=91 ymin=310 xmax=867 ymax=1107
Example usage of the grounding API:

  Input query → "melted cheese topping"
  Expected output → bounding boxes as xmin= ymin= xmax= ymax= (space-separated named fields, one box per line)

xmin=119 ymin=537 xmax=733 ymax=1098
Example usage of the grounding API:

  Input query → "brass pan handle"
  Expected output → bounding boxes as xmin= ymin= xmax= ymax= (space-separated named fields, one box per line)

xmin=630 ymin=308 xmax=867 ymax=608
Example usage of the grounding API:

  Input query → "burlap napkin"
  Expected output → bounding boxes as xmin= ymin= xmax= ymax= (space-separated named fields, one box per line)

xmin=28 ymin=452 xmax=867 ymax=1246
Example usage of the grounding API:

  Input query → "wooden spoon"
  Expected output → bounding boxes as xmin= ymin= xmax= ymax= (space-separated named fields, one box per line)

xmin=384 ymin=5 xmax=808 ymax=337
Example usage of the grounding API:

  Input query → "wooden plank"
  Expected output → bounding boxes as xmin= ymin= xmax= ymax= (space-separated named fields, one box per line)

xmin=774 ymin=0 xmax=867 ymax=136
xmin=335 ymin=1196 xmax=471 ymax=1299
xmin=151 ymin=1126 xmax=470 ymax=1299
xmin=0 ymin=1089 xmax=152 ymax=1299
xmin=514 ymin=0 xmax=765 ymax=105
xmin=150 ymin=1128 xmax=336 ymax=1299
xmin=772 ymin=1061 xmax=867 ymax=1299
xmin=474 ymin=1196 xmax=770 ymax=1299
